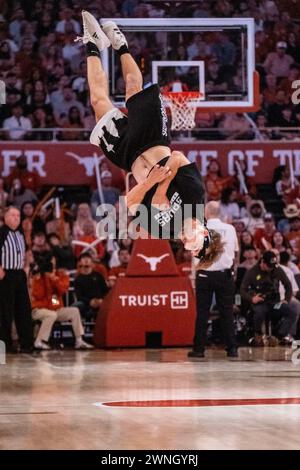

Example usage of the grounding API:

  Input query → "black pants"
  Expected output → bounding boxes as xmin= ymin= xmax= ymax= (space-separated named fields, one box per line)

xmin=0 ymin=270 xmax=33 ymax=349
xmin=252 ymin=302 xmax=298 ymax=337
xmin=193 ymin=269 xmax=236 ymax=350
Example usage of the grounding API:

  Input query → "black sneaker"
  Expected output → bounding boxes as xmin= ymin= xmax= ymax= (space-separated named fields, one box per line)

xmin=187 ymin=349 xmax=205 ymax=358
xmin=226 ymin=347 xmax=238 ymax=358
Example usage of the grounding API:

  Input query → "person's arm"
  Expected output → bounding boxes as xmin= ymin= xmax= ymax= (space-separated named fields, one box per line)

xmin=240 ymin=268 xmax=263 ymax=304
xmin=125 ymin=165 xmax=171 ymax=215
xmin=277 ymin=267 xmax=292 ymax=303
xmin=152 ymin=151 xmax=189 ymax=206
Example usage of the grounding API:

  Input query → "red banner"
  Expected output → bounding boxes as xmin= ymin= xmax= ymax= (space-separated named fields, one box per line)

xmin=1 ymin=141 xmax=300 ymax=185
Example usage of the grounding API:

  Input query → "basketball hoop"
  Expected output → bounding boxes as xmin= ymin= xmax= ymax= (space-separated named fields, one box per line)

xmin=163 ymin=91 xmax=203 ymax=131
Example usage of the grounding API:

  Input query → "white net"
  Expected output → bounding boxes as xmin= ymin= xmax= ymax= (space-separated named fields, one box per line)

xmin=163 ymin=92 xmax=202 ymax=131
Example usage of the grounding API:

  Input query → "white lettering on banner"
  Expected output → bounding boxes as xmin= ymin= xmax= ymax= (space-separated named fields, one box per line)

xmin=25 ymin=151 xmax=46 ymax=176
xmin=273 ymin=150 xmax=300 ymax=175
xmin=273 ymin=149 xmax=293 ymax=167
xmin=118 ymin=292 xmax=188 ymax=309
xmin=1 ymin=150 xmax=46 ymax=177
xmin=1 ymin=150 xmax=21 ymax=176
xmin=228 ymin=150 xmax=263 ymax=176
xmin=197 ymin=150 xmax=218 ymax=176
xmin=293 ymin=150 xmax=300 ymax=175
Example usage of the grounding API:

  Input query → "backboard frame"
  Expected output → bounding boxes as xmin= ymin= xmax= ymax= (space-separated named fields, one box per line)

xmin=101 ymin=17 xmax=258 ymax=112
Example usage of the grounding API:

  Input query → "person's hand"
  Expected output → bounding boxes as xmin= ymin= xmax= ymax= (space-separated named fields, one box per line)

xmin=90 ymin=298 xmax=102 ymax=308
xmin=252 ymin=294 xmax=264 ymax=304
xmin=281 ymin=300 xmax=288 ymax=304
xmin=0 ymin=266 xmax=5 ymax=281
xmin=146 ymin=165 xmax=171 ymax=188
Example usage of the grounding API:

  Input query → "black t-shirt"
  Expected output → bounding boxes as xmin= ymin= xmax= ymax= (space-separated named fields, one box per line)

xmin=133 ymin=160 xmax=205 ymax=239
xmin=74 ymin=272 xmax=109 ymax=307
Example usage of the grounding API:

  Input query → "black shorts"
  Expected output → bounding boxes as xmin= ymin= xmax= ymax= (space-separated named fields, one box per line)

xmin=90 ymin=84 xmax=171 ymax=171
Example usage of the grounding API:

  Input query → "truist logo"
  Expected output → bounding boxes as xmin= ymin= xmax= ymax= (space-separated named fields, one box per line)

xmin=66 ymin=152 xmax=103 ymax=176
xmin=136 ymin=253 xmax=170 ymax=271
xmin=118 ymin=292 xmax=189 ymax=309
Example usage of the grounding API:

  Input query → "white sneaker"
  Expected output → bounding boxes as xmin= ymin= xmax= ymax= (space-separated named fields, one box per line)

xmin=75 ymin=10 xmax=110 ymax=51
xmin=34 ymin=340 xmax=51 ymax=350
xmin=101 ymin=21 xmax=128 ymax=51
xmin=75 ymin=339 xmax=94 ymax=350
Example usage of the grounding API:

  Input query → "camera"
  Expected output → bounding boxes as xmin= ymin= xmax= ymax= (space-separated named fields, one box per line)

xmin=248 ymin=280 xmax=280 ymax=304
xmin=31 ymin=251 xmax=53 ymax=275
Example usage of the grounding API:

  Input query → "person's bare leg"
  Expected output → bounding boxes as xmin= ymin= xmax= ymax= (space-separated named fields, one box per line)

xmin=101 ymin=22 xmax=143 ymax=101
xmin=119 ymin=53 xmax=143 ymax=101
xmin=87 ymin=55 xmax=114 ymax=122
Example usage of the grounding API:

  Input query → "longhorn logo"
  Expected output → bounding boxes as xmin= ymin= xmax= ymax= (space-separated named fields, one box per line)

xmin=137 ymin=253 xmax=170 ymax=271
xmin=66 ymin=152 xmax=104 ymax=176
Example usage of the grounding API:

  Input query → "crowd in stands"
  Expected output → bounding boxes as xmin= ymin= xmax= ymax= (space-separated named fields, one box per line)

xmin=1 ymin=0 xmax=300 ymax=140
xmin=1 ymin=150 xmax=300 ymax=347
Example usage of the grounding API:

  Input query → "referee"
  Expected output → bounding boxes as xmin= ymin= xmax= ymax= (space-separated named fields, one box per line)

xmin=0 ymin=206 xmax=33 ymax=353
xmin=188 ymin=201 xmax=239 ymax=359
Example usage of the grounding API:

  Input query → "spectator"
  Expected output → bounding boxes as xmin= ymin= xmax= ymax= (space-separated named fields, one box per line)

xmin=45 ymin=210 xmax=72 ymax=244
xmin=73 ymin=219 xmax=105 ymax=260
xmin=108 ymin=248 xmax=131 ymax=287
xmin=52 ymin=85 xmax=85 ymax=125
xmin=244 ymin=200 xmax=266 ymax=234
xmin=219 ymin=113 xmax=254 ymax=140
xmin=285 ymin=32 xmax=300 ymax=63
xmin=91 ymin=170 xmax=121 ymax=215
xmin=60 ymin=106 xmax=84 ymax=141
xmin=285 ymin=206 xmax=300 ymax=260
xmin=47 ymin=232 xmax=76 ymax=270
xmin=264 ymin=41 xmax=294 ymax=79
xmin=205 ymin=57 xmax=228 ymax=94
xmin=271 ymin=230 xmax=292 ymax=255
xmin=211 ymin=32 xmax=236 ymax=66
xmin=240 ymin=230 xmax=255 ymax=259
xmin=8 ymin=179 xmax=37 ymax=209
xmin=241 ymin=250 xmax=296 ymax=346
xmin=3 ymin=103 xmax=32 ymax=140
xmin=73 ymin=203 xmax=96 ymax=239
xmin=31 ymin=257 xmax=93 ymax=350
xmin=6 ymin=155 xmax=40 ymax=193
xmin=21 ymin=201 xmax=45 ymax=247
xmin=74 ymin=253 xmax=109 ymax=320
xmin=219 ymin=187 xmax=240 ymax=223
xmin=239 ymin=247 xmax=258 ymax=270
xmin=55 ymin=7 xmax=80 ymax=36
xmin=0 ymin=177 xmax=8 ymax=209
xmin=204 ymin=160 xmax=229 ymax=201
xmin=278 ymin=251 xmax=300 ymax=342
xmin=253 ymin=213 xmax=277 ymax=251
xmin=275 ymin=164 xmax=299 ymax=205
xmin=262 ymin=74 xmax=279 ymax=105
xmin=279 ymin=64 xmax=300 ymax=97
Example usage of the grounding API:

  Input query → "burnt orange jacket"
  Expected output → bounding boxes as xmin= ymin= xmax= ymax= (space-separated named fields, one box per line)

xmin=31 ymin=270 xmax=70 ymax=310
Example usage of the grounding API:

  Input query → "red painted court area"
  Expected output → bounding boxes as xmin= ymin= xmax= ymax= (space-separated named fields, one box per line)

xmin=102 ymin=397 xmax=300 ymax=407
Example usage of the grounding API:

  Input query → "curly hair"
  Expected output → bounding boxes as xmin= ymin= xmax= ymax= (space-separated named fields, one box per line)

xmin=196 ymin=230 xmax=225 ymax=270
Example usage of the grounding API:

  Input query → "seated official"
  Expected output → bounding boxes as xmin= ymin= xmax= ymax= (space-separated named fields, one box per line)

xmin=240 ymin=250 xmax=297 ymax=346
xmin=30 ymin=257 xmax=93 ymax=350
xmin=74 ymin=253 xmax=109 ymax=320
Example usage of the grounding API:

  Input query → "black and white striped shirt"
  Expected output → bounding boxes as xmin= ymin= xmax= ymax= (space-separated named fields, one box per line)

xmin=0 ymin=228 xmax=26 ymax=270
